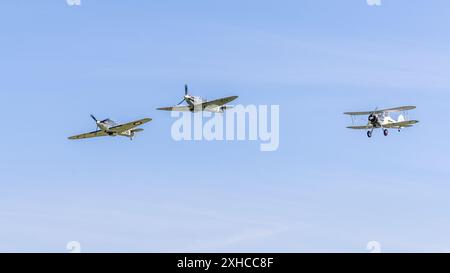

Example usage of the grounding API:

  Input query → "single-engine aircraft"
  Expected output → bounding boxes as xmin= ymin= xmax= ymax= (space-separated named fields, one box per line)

xmin=68 ymin=115 xmax=152 ymax=140
xmin=157 ymin=85 xmax=238 ymax=113
xmin=344 ymin=106 xmax=419 ymax=138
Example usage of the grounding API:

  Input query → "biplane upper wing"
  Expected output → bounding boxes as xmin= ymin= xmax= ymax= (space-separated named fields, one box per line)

xmin=203 ymin=96 xmax=239 ymax=107
xmin=108 ymin=118 xmax=152 ymax=133
xmin=68 ymin=130 xmax=109 ymax=140
xmin=383 ymin=120 xmax=419 ymax=128
xmin=379 ymin=106 xmax=416 ymax=114
xmin=157 ymin=105 xmax=192 ymax=112
xmin=344 ymin=106 xmax=416 ymax=116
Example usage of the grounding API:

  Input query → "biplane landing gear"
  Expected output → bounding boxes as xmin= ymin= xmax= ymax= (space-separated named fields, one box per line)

xmin=367 ymin=131 xmax=372 ymax=138
xmin=383 ymin=129 xmax=389 ymax=136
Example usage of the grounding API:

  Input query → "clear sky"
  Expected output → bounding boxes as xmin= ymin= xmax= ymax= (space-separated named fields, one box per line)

xmin=1 ymin=0 xmax=450 ymax=252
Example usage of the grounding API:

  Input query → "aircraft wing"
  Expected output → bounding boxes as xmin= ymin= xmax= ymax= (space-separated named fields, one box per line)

xmin=157 ymin=106 xmax=192 ymax=112
xmin=382 ymin=106 xmax=416 ymax=113
xmin=383 ymin=120 xmax=419 ymax=128
xmin=108 ymin=118 xmax=152 ymax=133
xmin=345 ymin=111 xmax=379 ymax=116
xmin=203 ymin=96 xmax=238 ymax=107
xmin=346 ymin=125 xmax=373 ymax=130
xmin=344 ymin=106 xmax=416 ymax=116
xmin=68 ymin=130 xmax=109 ymax=140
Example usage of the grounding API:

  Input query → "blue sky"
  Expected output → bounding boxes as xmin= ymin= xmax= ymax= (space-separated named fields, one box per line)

xmin=1 ymin=0 xmax=450 ymax=252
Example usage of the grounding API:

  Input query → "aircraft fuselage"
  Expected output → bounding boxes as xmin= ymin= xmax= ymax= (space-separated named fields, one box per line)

xmin=368 ymin=114 xmax=397 ymax=128
xmin=185 ymin=95 xmax=207 ymax=112
xmin=97 ymin=121 xmax=134 ymax=138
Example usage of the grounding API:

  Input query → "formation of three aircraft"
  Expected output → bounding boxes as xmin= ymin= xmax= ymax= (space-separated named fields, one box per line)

xmin=68 ymin=85 xmax=419 ymax=140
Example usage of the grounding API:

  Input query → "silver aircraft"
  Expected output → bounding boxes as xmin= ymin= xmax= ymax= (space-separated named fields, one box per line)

xmin=157 ymin=85 xmax=238 ymax=113
xmin=344 ymin=106 xmax=419 ymax=138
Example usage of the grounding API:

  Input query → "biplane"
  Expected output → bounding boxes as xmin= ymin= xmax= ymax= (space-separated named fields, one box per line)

xmin=344 ymin=106 xmax=419 ymax=138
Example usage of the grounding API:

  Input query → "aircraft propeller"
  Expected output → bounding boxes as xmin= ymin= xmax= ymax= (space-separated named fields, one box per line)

xmin=368 ymin=107 xmax=379 ymax=123
xmin=90 ymin=114 xmax=98 ymax=122
xmin=176 ymin=84 xmax=189 ymax=105
xmin=90 ymin=114 xmax=100 ymax=130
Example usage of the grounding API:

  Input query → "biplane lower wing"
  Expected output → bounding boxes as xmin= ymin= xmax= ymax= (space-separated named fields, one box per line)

xmin=383 ymin=120 xmax=419 ymax=128
xmin=347 ymin=125 xmax=373 ymax=130
xmin=346 ymin=120 xmax=418 ymax=130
